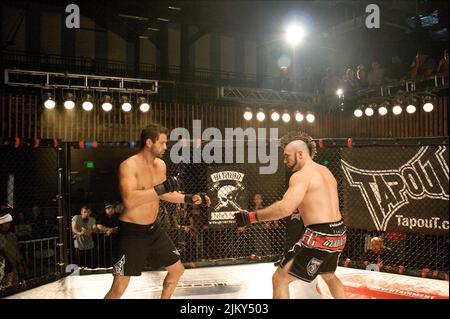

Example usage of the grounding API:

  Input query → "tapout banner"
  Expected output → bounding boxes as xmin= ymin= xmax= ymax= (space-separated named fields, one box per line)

xmin=341 ymin=145 xmax=449 ymax=235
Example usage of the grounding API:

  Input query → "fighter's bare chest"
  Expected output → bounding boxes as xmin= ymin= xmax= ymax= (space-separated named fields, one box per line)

xmin=135 ymin=165 xmax=165 ymax=190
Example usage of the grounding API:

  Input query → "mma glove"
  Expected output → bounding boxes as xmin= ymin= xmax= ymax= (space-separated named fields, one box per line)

xmin=154 ymin=176 xmax=180 ymax=196
xmin=184 ymin=192 xmax=207 ymax=206
xmin=234 ymin=210 xmax=258 ymax=227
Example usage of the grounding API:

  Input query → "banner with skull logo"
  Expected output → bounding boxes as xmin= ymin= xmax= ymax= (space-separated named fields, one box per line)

xmin=208 ymin=166 xmax=249 ymax=227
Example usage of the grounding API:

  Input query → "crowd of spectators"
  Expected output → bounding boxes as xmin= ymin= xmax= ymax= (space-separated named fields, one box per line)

xmin=274 ymin=48 xmax=448 ymax=98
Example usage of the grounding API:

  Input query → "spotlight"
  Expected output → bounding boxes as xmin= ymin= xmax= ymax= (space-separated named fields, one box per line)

xmin=392 ymin=105 xmax=402 ymax=115
xmin=243 ymin=108 xmax=253 ymax=121
xmin=282 ymin=111 xmax=291 ymax=123
xmin=64 ymin=93 xmax=76 ymax=110
xmin=423 ymin=102 xmax=433 ymax=112
xmin=295 ymin=111 xmax=304 ymax=122
xmin=284 ymin=23 xmax=306 ymax=47
xmin=422 ymin=97 xmax=434 ymax=112
xmin=271 ymin=111 xmax=280 ymax=122
xmin=306 ymin=113 xmax=315 ymax=123
xmin=138 ymin=97 xmax=150 ymax=113
xmin=101 ymin=95 xmax=113 ymax=112
xmin=354 ymin=109 xmax=363 ymax=117
xmin=378 ymin=104 xmax=388 ymax=116
xmin=82 ymin=94 xmax=94 ymax=111
xmin=121 ymin=96 xmax=132 ymax=112
xmin=256 ymin=109 xmax=265 ymax=122
xmin=43 ymin=93 xmax=56 ymax=109
xmin=336 ymin=88 xmax=343 ymax=97
xmin=365 ymin=105 xmax=374 ymax=117
xmin=406 ymin=104 xmax=416 ymax=114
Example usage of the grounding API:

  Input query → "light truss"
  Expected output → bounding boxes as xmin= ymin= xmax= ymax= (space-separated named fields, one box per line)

xmin=218 ymin=86 xmax=316 ymax=107
xmin=4 ymin=69 xmax=158 ymax=94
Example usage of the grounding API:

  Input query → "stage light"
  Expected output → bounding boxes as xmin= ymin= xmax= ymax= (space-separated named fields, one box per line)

xmin=121 ymin=96 xmax=132 ymax=112
xmin=282 ymin=111 xmax=291 ymax=123
xmin=101 ymin=95 xmax=113 ymax=112
xmin=295 ymin=111 xmax=304 ymax=122
xmin=64 ymin=93 xmax=76 ymax=110
xmin=336 ymin=88 xmax=343 ymax=97
xmin=354 ymin=109 xmax=363 ymax=117
xmin=43 ymin=93 xmax=56 ymax=109
xmin=138 ymin=97 xmax=150 ymax=113
xmin=422 ymin=97 xmax=434 ymax=112
xmin=378 ymin=105 xmax=388 ymax=116
xmin=306 ymin=113 xmax=315 ymax=123
xmin=271 ymin=111 xmax=280 ymax=122
xmin=82 ymin=94 xmax=94 ymax=111
xmin=392 ymin=105 xmax=402 ymax=115
xmin=256 ymin=109 xmax=265 ymax=122
xmin=406 ymin=104 xmax=416 ymax=114
xmin=243 ymin=108 xmax=253 ymax=121
xmin=423 ymin=102 xmax=433 ymax=112
xmin=284 ymin=23 xmax=306 ymax=47
xmin=365 ymin=105 xmax=374 ymax=117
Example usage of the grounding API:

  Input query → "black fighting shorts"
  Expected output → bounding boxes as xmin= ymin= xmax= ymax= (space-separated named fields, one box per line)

xmin=279 ymin=219 xmax=347 ymax=282
xmin=112 ymin=220 xmax=180 ymax=276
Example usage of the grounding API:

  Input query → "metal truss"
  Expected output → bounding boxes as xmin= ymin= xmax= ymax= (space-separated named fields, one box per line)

xmin=4 ymin=69 xmax=158 ymax=94
xmin=218 ymin=86 xmax=316 ymax=108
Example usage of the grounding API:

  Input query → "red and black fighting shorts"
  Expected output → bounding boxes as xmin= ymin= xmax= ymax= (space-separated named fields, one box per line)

xmin=112 ymin=220 xmax=180 ymax=276
xmin=279 ymin=219 xmax=347 ymax=282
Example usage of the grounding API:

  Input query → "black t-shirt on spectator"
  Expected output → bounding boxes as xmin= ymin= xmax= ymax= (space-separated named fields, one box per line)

xmin=97 ymin=214 xmax=119 ymax=228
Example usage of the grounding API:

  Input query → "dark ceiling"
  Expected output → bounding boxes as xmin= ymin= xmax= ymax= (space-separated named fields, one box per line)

xmin=2 ymin=0 xmax=448 ymax=56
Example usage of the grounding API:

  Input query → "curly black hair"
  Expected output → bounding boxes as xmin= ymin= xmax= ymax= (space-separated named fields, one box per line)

xmin=279 ymin=131 xmax=317 ymax=159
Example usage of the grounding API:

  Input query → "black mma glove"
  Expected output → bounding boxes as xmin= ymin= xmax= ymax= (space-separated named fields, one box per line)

xmin=154 ymin=176 xmax=180 ymax=196
xmin=234 ymin=210 xmax=258 ymax=227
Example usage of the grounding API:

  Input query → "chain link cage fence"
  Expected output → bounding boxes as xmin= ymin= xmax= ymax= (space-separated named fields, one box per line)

xmin=1 ymin=137 xmax=448 ymax=297
xmin=0 ymin=142 xmax=62 ymax=297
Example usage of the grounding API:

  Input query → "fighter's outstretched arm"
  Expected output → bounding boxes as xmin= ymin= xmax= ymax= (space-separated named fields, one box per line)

xmin=235 ymin=172 xmax=308 ymax=226
xmin=159 ymin=163 xmax=211 ymax=206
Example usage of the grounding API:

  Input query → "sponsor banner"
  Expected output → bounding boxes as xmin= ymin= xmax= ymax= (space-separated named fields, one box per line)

xmin=317 ymin=272 xmax=449 ymax=299
xmin=207 ymin=166 xmax=249 ymax=227
xmin=341 ymin=146 xmax=449 ymax=235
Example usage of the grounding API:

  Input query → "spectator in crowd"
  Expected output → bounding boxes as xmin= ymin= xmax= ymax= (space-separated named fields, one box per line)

xmin=437 ymin=49 xmax=449 ymax=74
xmin=342 ymin=68 xmax=358 ymax=92
xmin=321 ymin=67 xmax=341 ymax=110
xmin=321 ymin=67 xmax=340 ymax=96
xmin=410 ymin=50 xmax=436 ymax=79
xmin=356 ymin=64 xmax=368 ymax=89
xmin=362 ymin=237 xmax=393 ymax=270
xmin=96 ymin=203 xmax=119 ymax=236
xmin=72 ymin=206 xmax=96 ymax=268
xmin=0 ymin=206 xmax=27 ymax=288
xmin=367 ymin=60 xmax=386 ymax=87
xmin=385 ymin=55 xmax=409 ymax=82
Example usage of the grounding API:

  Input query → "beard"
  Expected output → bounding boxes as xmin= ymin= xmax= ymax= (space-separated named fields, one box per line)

xmin=286 ymin=157 xmax=298 ymax=171
xmin=150 ymin=145 xmax=164 ymax=158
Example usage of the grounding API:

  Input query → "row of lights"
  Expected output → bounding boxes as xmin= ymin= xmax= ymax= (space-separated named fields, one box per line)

xmin=353 ymin=99 xmax=435 ymax=118
xmin=243 ymin=109 xmax=315 ymax=123
xmin=43 ymin=93 xmax=151 ymax=113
